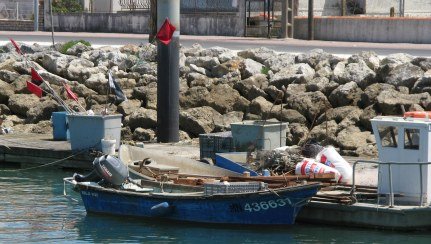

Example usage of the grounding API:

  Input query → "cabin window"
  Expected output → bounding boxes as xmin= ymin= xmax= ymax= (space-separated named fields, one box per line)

xmin=378 ymin=126 xmax=398 ymax=148
xmin=404 ymin=128 xmax=420 ymax=150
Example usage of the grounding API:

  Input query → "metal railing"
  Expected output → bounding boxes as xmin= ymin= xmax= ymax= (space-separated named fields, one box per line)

xmin=119 ymin=0 xmax=150 ymax=10
xmin=0 ymin=2 xmax=34 ymax=20
xmin=350 ymin=160 xmax=431 ymax=208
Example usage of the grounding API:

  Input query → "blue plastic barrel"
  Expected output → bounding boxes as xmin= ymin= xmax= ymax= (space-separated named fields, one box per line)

xmin=52 ymin=112 xmax=69 ymax=141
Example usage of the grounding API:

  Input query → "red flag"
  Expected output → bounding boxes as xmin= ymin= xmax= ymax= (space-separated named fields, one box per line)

xmin=9 ymin=38 xmax=22 ymax=55
xmin=31 ymin=68 xmax=44 ymax=86
xmin=156 ymin=18 xmax=176 ymax=45
xmin=63 ymin=83 xmax=78 ymax=101
xmin=26 ymin=81 xmax=43 ymax=98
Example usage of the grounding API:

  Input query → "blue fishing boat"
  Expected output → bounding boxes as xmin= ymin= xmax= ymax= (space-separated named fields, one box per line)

xmin=64 ymin=155 xmax=320 ymax=225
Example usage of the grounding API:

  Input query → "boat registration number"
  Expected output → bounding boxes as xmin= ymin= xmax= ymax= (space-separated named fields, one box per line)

xmin=243 ymin=198 xmax=292 ymax=212
xmin=82 ymin=191 xmax=98 ymax=197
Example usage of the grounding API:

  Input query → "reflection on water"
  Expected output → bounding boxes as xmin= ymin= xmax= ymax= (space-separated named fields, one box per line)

xmin=0 ymin=165 xmax=431 ymax=243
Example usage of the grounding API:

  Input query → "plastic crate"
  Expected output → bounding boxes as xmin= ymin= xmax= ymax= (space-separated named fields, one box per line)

xmin=204 ymin=181 xmax=268 ymax=195
xmin=199 ymin=131 xmax=234 ymax=161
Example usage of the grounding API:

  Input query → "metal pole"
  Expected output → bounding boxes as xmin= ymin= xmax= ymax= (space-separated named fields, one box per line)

xmin=156 ymin=0 xmax=180 ymax=143
xmin=388 ymin=163 xmax=394 ymax=208
xmin=308 ymin=0 xmax=314 ymax=40
xmin=419 ymin=164 xmax=424 ymax=206
xmin=281 ymin=0 xmax=288 ymax=38
xmin=49 ymin=0 xmax=55 ymax=47
xmin=16 ymin=2 xmax=19 ymax=20
xmin=34 ymin=0 xmax=39 ymax=31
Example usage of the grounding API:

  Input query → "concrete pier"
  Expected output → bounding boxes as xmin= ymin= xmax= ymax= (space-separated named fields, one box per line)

xmin=0 ymin=133 xmax=93 ymax=169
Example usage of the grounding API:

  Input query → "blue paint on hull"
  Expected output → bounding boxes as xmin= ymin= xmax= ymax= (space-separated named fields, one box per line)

xmin=77 ymin=184 xmax=319 ymax=225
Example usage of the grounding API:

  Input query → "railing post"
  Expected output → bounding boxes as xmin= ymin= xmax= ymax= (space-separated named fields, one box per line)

xmin=388 ymin=163 xmax=394 ymax=208
xmin=419 ymin=164 xmax=424 ymax=206
xmin=16 ymin=2 xmax=19 ymax=20
xmin=34 ymin=0 xmax=39 ymax=31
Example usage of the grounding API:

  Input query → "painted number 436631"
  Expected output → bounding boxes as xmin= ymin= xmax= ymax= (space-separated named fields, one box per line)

xmin=244 ymin=198 xmax=291 ymax=212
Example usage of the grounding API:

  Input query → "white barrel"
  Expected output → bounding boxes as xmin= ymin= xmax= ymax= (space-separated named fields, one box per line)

xmin=316 ymin=146 xmax=352 ymax=183
xmin=101 ymin=139 xmax=116 ymax=155
xmin=295 ymin=158 xmax=341 ymax=182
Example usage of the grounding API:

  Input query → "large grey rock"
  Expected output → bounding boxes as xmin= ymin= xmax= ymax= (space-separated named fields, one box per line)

xmin=65 ymin=58 xmax=96 ymax=82
xmin=180 ymin=86 xmax=211 ymax=109
xmin=26 ymin=98 xmax=59 ymax=123
xmin=133 ymin=127 xmax=156 ymax=141
xmin=183 ymin=43 xmax=204 ymax=57
xmin=316 ymin=106 xmax=362 ymax=125
xmin=128 ymin=108 xmax=157 ymax=130
xmin=286 ymin=123 xmax=309 ymax=146
xmin=120 ymin=44 xmax=140 ymax=55
xmin=0 ymin=79 xmax=14 ymax=104
xmin=380 ymin=53 xmax=413 ymax=67
xmin=249 ymin=96 xmax=273 ymax=117
xmin=412 ymin=57 xmax=431 ymax=71
xmin=234 ymin=74 xmax=269 ymax=101
xmin=138 ymin=44 xmax=157 ymax=62
xmin=240 ymin=58 xmax=264 ymax=79
xmin=335 ymin=60 xmax=376 ymax=88
xmin=309 ymin=120 xmax=338 ymax=145
xmin=10 ymin=75 xmax=30 ymax=93
xmin=65 ymin=42 xmax=93 ymax=56
xmin=360 ymin=83 xmax=395 ymax=108
xmin=179 ymin=106 xmax=223 ymax=137
xmin=214 ymin=111 xmax=244 ymax=132
xmin=237 ymin=47 xmax=276 ymax=64
xmin=286 ymin=91 xmax=331 ymax=122
xmin=384 ymin=63 xmax=424 ymax=88
xmin=412 ymin=70 xmax=431 ymax=94
xmin=269 ymin=63 xmax=315 ymax=88
xmin=0 ymin=70 xmax=19 ymax=83
xmin=329 ymin=82 xmax=363 ymax=107
xmin=337 ymin=126 xmax=371 ymax=150
xmin=305 ymin=77 xmax=339 ymax=96
xmin=208 ymin=84 xmax=250 ymax=114
xmin=264 ymin=85 xmax=283 ymax=102
xmin=348 ymin=51 xmax=380 ymax=71
xmin=377 ymin=90 xmax=431 ymax=115
xmin=274 ymin=108 xmax=308 ymax=125
xmin=131 ymin=61 xmax=157 ymax=76
xmin=359 ymin=104 xmax=378 ymax=131
xmin=295 ymin=49 xmax=333 ymax=68
xmin=264 ymin=53 xmax=295 ymax=73
xmin=185 ymin=56 xmax=220 ymax=70
xmin=84 ymin=73 xmax=107 ymax=94
xmin=8 ymin=94 xmax=40 ymax=117
xmin=117 ymin=99 xmax=142 ymax=116
xmin=42 ymin=52 xmax=74 ymax=76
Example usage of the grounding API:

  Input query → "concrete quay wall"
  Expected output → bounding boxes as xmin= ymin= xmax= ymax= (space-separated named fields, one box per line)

xmin=294 ymin=16 xmax=431 ymax=44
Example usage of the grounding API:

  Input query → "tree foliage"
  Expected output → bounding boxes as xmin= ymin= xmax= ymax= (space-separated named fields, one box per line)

xmin=52 ymin=0 xmax=83 ymax=13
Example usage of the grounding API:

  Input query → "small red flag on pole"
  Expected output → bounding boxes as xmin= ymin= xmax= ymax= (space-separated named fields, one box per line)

xmin=63 ymin=83 xmax=78 ymax=102
xmin=9 ymin=38 xmax=22 ymax=55
xmin=30 ymin=68 xmax=44 ymax=86
xmin=26 ymin=81 xmax=43 ymax=98
xmin=156 ymin=18 xmax=176 ymax=45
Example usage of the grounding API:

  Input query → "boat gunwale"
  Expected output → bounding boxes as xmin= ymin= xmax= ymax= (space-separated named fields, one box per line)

xmin=69 ymin=178 xmax=320 ymax=200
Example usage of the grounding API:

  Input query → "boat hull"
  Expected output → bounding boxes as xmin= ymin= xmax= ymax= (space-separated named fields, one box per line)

xmin=77 ymin=184 xmax=319 ymax=225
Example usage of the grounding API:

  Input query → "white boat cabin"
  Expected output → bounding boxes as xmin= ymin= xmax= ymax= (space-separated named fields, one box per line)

xmin=371 ymin=115 xmax=431 ymax=205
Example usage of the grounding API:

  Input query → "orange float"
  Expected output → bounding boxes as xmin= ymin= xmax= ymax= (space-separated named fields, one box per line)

xmin=404 ymin=111 xmax=431 ymax=118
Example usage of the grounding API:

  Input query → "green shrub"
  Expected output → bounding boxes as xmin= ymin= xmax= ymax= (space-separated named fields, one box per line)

xmin=60 ymin=40 xmax=91 ymax=54
xmin=52 ymin=0 xmax=83 ymax=13
xmin=261 ymin=66 xmax=270 ymax=75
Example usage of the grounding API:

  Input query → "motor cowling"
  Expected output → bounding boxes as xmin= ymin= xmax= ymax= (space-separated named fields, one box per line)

xmin=92 ymin=155 xmax=129 ymax=186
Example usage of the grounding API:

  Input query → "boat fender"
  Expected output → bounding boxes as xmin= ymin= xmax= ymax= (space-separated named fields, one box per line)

xmin=150 ymin=202 xmax=172 ymax=216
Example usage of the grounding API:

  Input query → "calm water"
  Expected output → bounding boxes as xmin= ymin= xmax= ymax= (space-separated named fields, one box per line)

xmin=1 ymin=164 xmax=431 ymax=243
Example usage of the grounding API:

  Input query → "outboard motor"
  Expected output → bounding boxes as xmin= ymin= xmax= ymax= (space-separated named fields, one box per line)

xmin=74 ymin=155 xmax=129 ymax=187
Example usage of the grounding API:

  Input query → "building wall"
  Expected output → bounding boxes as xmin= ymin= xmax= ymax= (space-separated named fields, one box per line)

xmin=294 ymin=16 xmax=431 ymax=44
xmin=366 ymin=0 xmax=431 ymax=17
